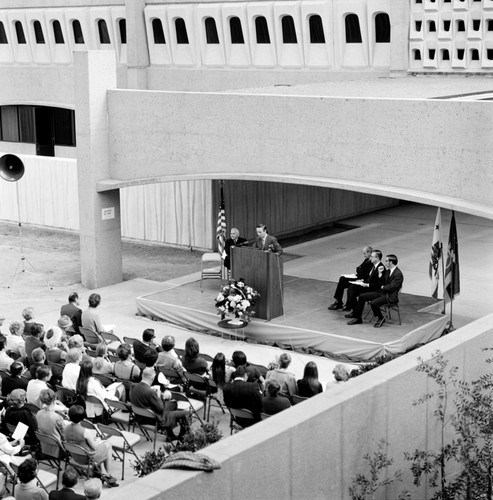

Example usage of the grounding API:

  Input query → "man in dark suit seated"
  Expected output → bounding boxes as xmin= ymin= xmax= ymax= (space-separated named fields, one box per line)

xmin=223 ymin=366 xmax=263 ymax=427
xmin=1 ymin=361 xmax=28 ymax=397
xmin=224 ymin=228 xmax=247 ymax=270
xmin=49 ymin=466 xmax=85 ymax=500
xmin=345 ymin=250 xmax=386 ymax=318
xmin=252 ymin=224 xmax=282 ymax=256
xmin=348 ymin=254 xmax=404 ymax=327
xmin=133 ymin=328 xmax=161 ymax=365
xmin=328 ymin=245 xmax=373 ymax=311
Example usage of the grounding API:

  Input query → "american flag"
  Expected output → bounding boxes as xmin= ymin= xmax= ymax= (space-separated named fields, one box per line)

xmin=216 ymin=183 xmax=226 ymax=258
xmin=429 ymin=207 xmax=442 ymax=299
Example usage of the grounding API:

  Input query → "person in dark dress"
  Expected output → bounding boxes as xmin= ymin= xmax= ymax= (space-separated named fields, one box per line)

xmin=182 ymin=337 xmax=208 ymax=376
xmin=262 ymin=379 xmax=291 ymax=415
xmin=296 ymin=361 xmax=323 ymax=398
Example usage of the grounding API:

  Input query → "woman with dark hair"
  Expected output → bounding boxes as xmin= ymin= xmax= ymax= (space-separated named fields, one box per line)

xmin=113 ymin=343 xmax=140 ymax=381
xmin=16 ymin=458 xmax=48 ymax=500
xmin=76 ymin=361 xmax=123 ymax=418
xmin=182 ymin=337 xmax=208 ymax=376
xmin=64 ymin=405 xmax=118 ymax=487
xmin=297 ymin=361 xmax=323 ymax=398
xmin=210 ymin=353 xmax=234 ymax=404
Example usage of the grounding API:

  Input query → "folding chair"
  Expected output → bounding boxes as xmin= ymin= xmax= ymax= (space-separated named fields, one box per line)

xmin=84 ymin=395 xmax=107 ymax=422
xmin=107 ymin=354 xmax=120 ymax=363
xmin=184 ymin=373 xmax=208 ymax=419
xmin=292 ymin=395 xmax=309 ymax=405
xmin=170 ymin=391 xmax=204 ymax=425
xmin=200 ymin=252 xmax=223 ymax=291
xmin=174 ymin=348 xmax=185 ymax=360
xmin=79 ymin=327 xmax=103 ymax=345
xmin=105 ymin=398 xmax=133 ymax=431
xmin=205 ymin=378 xmax=225 ymax=421
xmin=100 ymin=331 xmax=121 ymax=345
xmin=98 ymin=423 xmax=141 ymax=480
xmin=24 ymin=402 xmax=41 ymax=415
xmin=123 ymin=337 xmax=138 ymax=347
xmin=86 ymin=350 xmax=97 ymax=359
xmin=56 ymin=386 xmax=78 ymax=407
xmin=63 ymin=442 xmax=97 ymax=478
xmin=8 ymin=461 xmax=58 ymax=494
xmin=131 ymin=404 xmax=161 ymax=450
xmin=93 ymin=373 xmax=115 ymax=388
xmin=381 ymin=297 xmax=402 ymax=325
xmin=228 ymin=407 xmax=255 ymax=434
xmin=158 ymin=366 xmax=186 ymax=387
xmin=35 ymin=431 xmax=66 ymax=488
xmin=249 ymin=363 xmax=268 ymax=378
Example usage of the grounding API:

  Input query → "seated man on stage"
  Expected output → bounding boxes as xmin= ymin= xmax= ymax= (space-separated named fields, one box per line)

xmin=347 ymin=254 xmax=404 ymax=327
xmin=328 ymin=245 xmax=373 ymax=311
xmin=345 ymin=250 xmax=386 ymax=315
xmin=252 ymin=224 xmax=282 ymax=256
xmin=224 ymin=228 xmax=247 ymax=270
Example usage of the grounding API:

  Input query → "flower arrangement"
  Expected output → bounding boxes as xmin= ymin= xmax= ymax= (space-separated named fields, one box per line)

xmin=215 ymin=278 xmax=260 ymax=323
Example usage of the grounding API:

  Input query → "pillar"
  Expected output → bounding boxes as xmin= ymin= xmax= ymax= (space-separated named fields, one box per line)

xmin=126 ymin=0 xmax=149 ymax=90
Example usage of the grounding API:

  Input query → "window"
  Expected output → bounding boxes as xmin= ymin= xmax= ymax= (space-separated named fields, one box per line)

xmin=72 ymin=20 xmax=84 ymax=44
xmin=456 ymin=20 xmax=465 ymax=32
xmin=488 ymin=20 xmax=493 ymax=31
xmin=441 ymin=49 xmax=450 ymax=60
xmin=0 ymin=22 xmax=7 ymax=44
xmin=229 ymin=17 xmax=244 ymax=44
xmin=345 ymin=14 xmax=362 ymax=43
xmin=0 ymin=106 xmax=19 ymax=142
xmin=472 ymin=19 xmax=480 ymax=31
xmin=413 ymin=49 xmax=421 ymax=60
xmin=175 ymin=18 xmax=189 ymax=44
xmin=416 ymin=0 xmax=422 ymax=3
xmin=375 ymin=13 xmax=390 ymax=43
xmin=471 ymin=48 xmax=479 ymax=60
xmin=255 ymin=17 xmax=270 ymax=44
xmin=18 ymin=106 xmax=35 ymax=143
xmin=309 ymin=15 xmax=325 ymax=43
xmin=119 ymin=19 xmax=126 ymax=44
xmin=428 ymin=48 xmax=436 ymax=59
xmin=415 ymin=21 xmax=422 ymax=32
xmin=15 ymin=21 xmax=26 ymax=44
xmin=152 ymin=19 xmax=166 ymax=44
xmin=429 ymin=20 xmax=436 ymax=32
xmin=98 ymin=19 xmax=110 ymax=44
xmin=281 ymin=16 xmax=297 ymax=44
xmin=488 ymin=49 xmax=493 ymax=60
xmin=53 ymin=20 xmax=64 ymax=44
xmin=33 ymin=20 xmax=45 ymax=44
xmin=443 ymin=20 xmax=451 ymax=32
xmin=205 ymin=17 xmax=219 ymax=44
xmin=457 ymin=48 xmax=465 ymax=60
xmin=53 ymin=107 xmax=76 ymax=146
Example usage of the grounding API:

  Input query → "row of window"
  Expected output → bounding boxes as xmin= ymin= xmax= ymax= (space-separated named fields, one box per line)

xmin=151 ymin=13 xmax=391 ymax=46
xmin=418 ymin=18 xmax=493 ymax=31
xmin=412 ymin=47 xmax=493 ymax=59
xmin=415 ymin=0 xmax=486 ymax=4
xmin=0 ymin=106 xmax=75 ymax=149
xmin=0 ymin=18 xmax=126 ymax=46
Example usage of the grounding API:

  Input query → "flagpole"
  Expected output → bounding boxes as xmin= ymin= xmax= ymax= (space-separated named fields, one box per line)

xmin=440 ymin=241 xmax=446 ymax=315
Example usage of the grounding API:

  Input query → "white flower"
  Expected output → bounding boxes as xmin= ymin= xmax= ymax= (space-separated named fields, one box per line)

xmin=216 ymin=293 xmax=224 ymax=301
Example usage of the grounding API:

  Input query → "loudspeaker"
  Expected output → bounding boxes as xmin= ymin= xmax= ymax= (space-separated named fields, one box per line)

xmin=0 ymin=154 xmax=25 ymax=182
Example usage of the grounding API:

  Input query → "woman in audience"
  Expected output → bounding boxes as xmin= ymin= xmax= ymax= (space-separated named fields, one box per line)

xmin=61 ymin=348 xmax=83 ymax=390
xmin=297 ymin=361 xmax=323 ymax=398
xmin=44 ymin=326 xmax=68 ymax=364
xmin=262 ymin=380 xmax=291 ymax=415
xmin=15 ymin=458 xmax=48 ymax=500
xmin=92 ymin=342 xmax=114 ymax=376
xmin=36 ymin=389 xmax=67 ymax=448
xmin=211 ymin=352 xmax=234 ymax=404
xmin=326 ymin=364 xmax=350 ymax=390
xmin=64 ymin=405 xmax=118 ymax=487
xmin=0 ymin=430 xmax=26 ymax=467
xmin=57 ymin=315 xmax=73 ymax=340
xmin=67 ymin=335 xmax=91 ymax=363
xmin=182 ymin=337 xmax=208 ymax=376
xmin=5 ymin=321 xmax=26 ymax=360
xmin=76 ymin=360 xmax=123 ymax=418
xmin=1 ymin=389 xmax=38 ymax=447
xmin=113 ymin=343 xmax=140 ymax=381
xmin=21 ymin=307 xmax=35 ymax=339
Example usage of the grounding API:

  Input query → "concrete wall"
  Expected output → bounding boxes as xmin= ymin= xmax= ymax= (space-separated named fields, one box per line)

xmin=106 ymin=90 xmax=493 ymax=219
xmin=103 ymin=314 xmax=493 ymax=500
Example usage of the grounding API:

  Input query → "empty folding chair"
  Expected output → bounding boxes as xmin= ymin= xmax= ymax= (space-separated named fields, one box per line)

xmin=131 ymin=404 xmax=161 ymax=451
xmin=170 ymin=391 xmax=204 ymax=425
xmin=228 ymin=407 xmax=255 ymax=434
xmin=104 ymin=398 xmax=133 ymax=431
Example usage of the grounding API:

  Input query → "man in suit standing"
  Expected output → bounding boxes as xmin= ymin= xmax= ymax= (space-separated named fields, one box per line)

xmin=328 ymin=245 xmax=373 ymax=310
xmin=49 ymin=467 xmax=85 ymax=500
xmin=252 ymin=224 xmax=282 ymax=256
xmin=347 ymin=254 xmax=404 ymax=327
xmin=224 ymin=228 xmax=247 ymax=270
xmin=223 ymin=366 xmax=263 ymax=426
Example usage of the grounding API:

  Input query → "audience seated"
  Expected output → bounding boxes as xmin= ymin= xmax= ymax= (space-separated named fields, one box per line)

xmin=182 ymin=337 xmax=208 ymax=376
xmin=2 ymin=389 xmax=38 ymax=447
xmin=133 ymin=329 xmax=159 ymax=365
xmin=5 ymin=321 xmax=26 ymax=360
xmin=113 ymin=344 xmax=140 ymax=381
xmin=28 ymin=348 xmax=46 ymax=380
xmin=1 ymin=362 xmax=28 ymax=396
xmin=48 ymin=466 xmax=85 ymax=500
xmin=156 ymin=336 xmax=184 ymax=374
xmin=223 ymin=366 xmax=262 ymax=425
xmin=57 ymin=316 xmax=74 ymax=341
xmin=44 ymin=326 xmax=67 ymax=364
xmin=261 ymin=380 xmax=291 ymax=415
xmin=26 ymin=365 xmax=53 ymax=409
xmin=67 ymin=336 xmax=90 ymax=363
xmin=62 ymin=349 xmax=83 ymax=390
xmin=0 ymin=429 xmax=26 ymax=467
xmin=83 ymin=479 xmax=102 ymax=500
xmin=64 ymin=405 xmax=118 ymax=487
xmin=36 ymin=389 xmax=67 ymax=450
xmin=15 ymin=458 xmax=48 ymax=500
xmin=21 ymin=307 xmax=36 ymax=339
xmin=24 ymin=323 xmax=46 ymax=364
xmin=265 ymin=353 xmax=297 ymax=399
xmin=80 ymin=294 xmax=110 ymax=336
xmin=231 ymin=351 xmax=264 ymax=386
xmin=210 ymin=353 xmax=234 ymax=405
xmin=60 ymin=292 xmax=82 ymax=335
xmin=296 ymin=361 xmax=323 ymax=398
xmin=0 ymin=336 xmax=14 ymax=372
xmin=327 ymin=364 xmax=350 ymax=389
xmin=92 ymin=343 xmax=114 ymax=376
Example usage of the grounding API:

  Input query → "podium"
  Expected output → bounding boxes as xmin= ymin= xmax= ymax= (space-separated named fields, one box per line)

xmin=231 ymin=247 xmax=283 ymax=321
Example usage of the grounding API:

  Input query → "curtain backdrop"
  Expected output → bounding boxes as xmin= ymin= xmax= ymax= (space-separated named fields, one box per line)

xmin=0 ymin=153 xmax=212 ymax=249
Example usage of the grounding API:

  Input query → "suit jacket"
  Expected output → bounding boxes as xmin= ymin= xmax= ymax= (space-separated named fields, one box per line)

xmin=365 ymin=262 xmax=386 ymax=292
xmin=381 ymin=266 xmax=404 ymax=302
xmin=133 ymin=339 xmax=160 ymax=364
xmin=355 ymin=258 xmax=373 ymax=280
xmin=49 ymin=488 xmax=85 ymax=500
xmin=223 ymin=379 xmax=262 ymax=418
xmin=224 ymin=237 xmax=247 ymax=269
xmin=252 ymin=234 xmax=282 ymax=255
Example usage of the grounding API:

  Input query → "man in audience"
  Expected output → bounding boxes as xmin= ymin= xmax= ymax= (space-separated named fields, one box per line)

xmin=231 ymin=350 xmax=264 ymax=386
xmin=348 ymin=254 xmax=404 ymax=328
xmin=328 ymin=245 xmax=373 ymax=311
xmin=29 ymin=347 xmax=46 ymax=379
xmin=24 ymin=323 xmax=45 ymax=364
xmin=262 ymin=379 xmax=291 ymax=415
xmin=1 ymin=361 xmax=28 ymax=396
xmin=5 ymin=320 xmax=26 ymax=359
xmin=0 ymin=336 xmax=14 ymax=372
xmin=345 ymin=249 xmax=386 ymax=317
xmin=60 ymin=292 xmax=82 ymax=330
xmin=21 ymin=307 xmax=37 ymax=338
xmin=49 ymin=466 xmax=85 ymax=500
xmin=81 ymin=293 xmax=110 ymax=335
xmin=265 ymin=353 xmax=297 ymax=399
xmin=224 ymin=227 xmax=247 ymax=270
xmin=83 ymin=479 xmax=102 ymax=500
xmin=27 ymin=365 xmax=52 ymax=408
xmin=156 ymin=336 xmax=185 ymax=376
xmin=223 ymin=365 xmax=262 ymax=425
xmin=130 ymin=367 xmax=188 ymax=439
xmin=15 ymin=458 xmax=48 ymax=500
xmin=133 ymin=328 xmax=160 ymax=364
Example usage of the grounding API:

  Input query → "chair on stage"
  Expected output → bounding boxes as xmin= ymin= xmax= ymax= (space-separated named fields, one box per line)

xmin=200 ymin=253 xmax=223 ymax=291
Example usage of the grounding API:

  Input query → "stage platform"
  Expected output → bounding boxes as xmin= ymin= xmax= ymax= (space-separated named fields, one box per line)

xmin=136 ymin=274 xmax=448 ymax=362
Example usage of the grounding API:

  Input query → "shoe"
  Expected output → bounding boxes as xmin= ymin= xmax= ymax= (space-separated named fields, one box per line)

xmin=347 ymin=318 xmax=362 ymax=325
xmin=328 ymin=301 xmax=343 ymax=310
xmin=102 ymin=475 xmax=119 ymax=488
xmin=374 ymin=318 xmax=385 ymax=328
xmin=342 ymin=306 xmax=351 ymax=311
xmin=345 ymin=313 xmax=355 ymax=318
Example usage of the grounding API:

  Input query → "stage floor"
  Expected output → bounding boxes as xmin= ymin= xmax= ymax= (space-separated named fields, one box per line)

xmin=136 ymin=274 xmax=448 ymax=361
